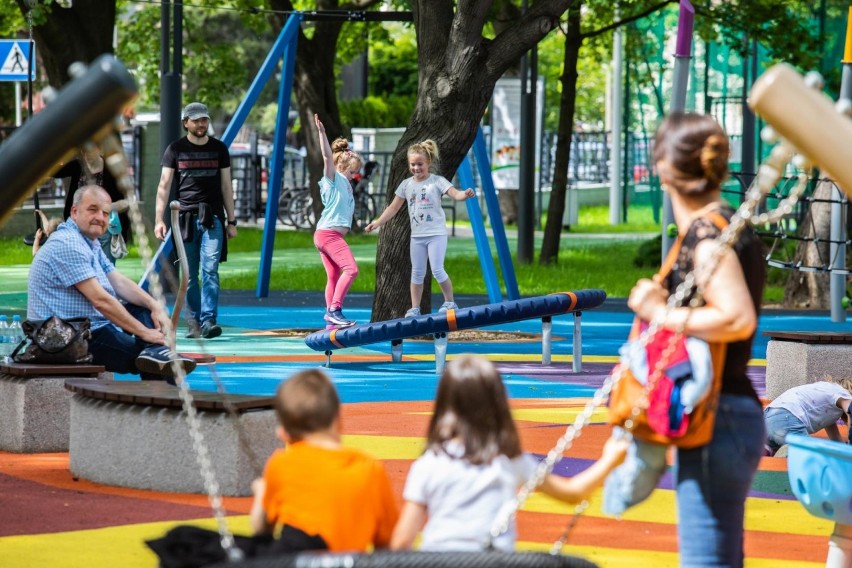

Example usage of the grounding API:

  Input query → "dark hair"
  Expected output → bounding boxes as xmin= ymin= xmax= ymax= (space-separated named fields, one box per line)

xmin=274 ymin=369 xmax=340 ymax=441
xmin=652 ymin=112 xmax=729 ymax=194
xmin=425 ymin=355 xmax=522 ymax=465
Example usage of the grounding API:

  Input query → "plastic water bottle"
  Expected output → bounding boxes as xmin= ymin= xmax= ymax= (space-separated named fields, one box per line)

xmin=9 ymin=315 xmax=23 ymax=356
xmin=0 ymin=315 xmax=9 ymax=359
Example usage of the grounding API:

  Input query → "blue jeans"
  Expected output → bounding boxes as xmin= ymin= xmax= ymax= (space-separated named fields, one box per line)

xmin=764 ymin=407 xmax=808 ymax=454
xmin=88 ymin=303 xmax=161 ymax=380
xmin=675 ymin=394 xmax=765 ymax=568
xmin=182 ymin=216 xmax=223 ymax=325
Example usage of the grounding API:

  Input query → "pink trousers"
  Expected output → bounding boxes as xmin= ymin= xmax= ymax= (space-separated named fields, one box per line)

xmin=313 ymin=229 xmax=359 ymax=310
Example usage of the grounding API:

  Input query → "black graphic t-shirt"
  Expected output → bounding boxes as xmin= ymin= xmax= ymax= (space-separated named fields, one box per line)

xmin=161 ymin=136 xmax=231 ymax=210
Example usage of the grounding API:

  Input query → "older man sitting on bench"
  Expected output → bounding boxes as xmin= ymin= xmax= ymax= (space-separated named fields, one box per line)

xmin=27 ymin=185 xmax=195 ymax=383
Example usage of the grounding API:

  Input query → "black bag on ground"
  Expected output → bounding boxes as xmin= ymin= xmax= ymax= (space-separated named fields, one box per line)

xmin=12 ymin=316 xmax=93 ymax=364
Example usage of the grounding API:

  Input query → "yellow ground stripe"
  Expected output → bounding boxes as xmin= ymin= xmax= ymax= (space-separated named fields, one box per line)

xmin=342 ymin=434 xmax=425 ymax=460
xmin=521 ymin=489 xmax=832 ymax=536
xmin=0 ymin=516 xmax=816 ymax=568
xmin=0 ymin=517 xmax=251 ymax=568
xmin=404 ymin=353 xmax=618 ymax=363
xmin=344 ymin=433 xmax=831 ymax=537
xmin=405 ymin=407 xmax=610 ymax=424
xmin=403 ymin=353 xmax=767 ymax=366
xmin=510 ymin=407 xmax=610 ymax=424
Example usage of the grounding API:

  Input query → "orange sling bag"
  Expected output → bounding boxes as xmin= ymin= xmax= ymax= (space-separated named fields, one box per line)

xmin=607 ymin=212 xmax=729 ymax=449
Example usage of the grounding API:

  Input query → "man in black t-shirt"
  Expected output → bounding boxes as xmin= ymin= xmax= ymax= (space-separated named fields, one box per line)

xmin=154 ymin=102 xmax=238 ymax=339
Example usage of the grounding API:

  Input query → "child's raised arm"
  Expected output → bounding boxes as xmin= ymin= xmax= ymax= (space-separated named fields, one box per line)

xmin=314 ymin=114 xmax=336 ymax=181
xmin=390 ymin=501 xmax=428 ymax=550
xmin=538 ymin=435 xmax=629 ymax=504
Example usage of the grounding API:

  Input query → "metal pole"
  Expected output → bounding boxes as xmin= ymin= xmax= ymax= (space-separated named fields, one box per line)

xmin=832 ymin=6 xmax=852 ymax=323
xmin=663 ymin=0 xmax=694 ymax=260
xmin=609 ymin=7 xmax=623 ymax=225
xmin=518 ymin=1 xmax=536 ymax=264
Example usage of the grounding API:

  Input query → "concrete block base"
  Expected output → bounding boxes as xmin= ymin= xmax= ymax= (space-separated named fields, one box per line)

xmin=765 ymin=341 xmax=852 ymax=400
xmin=0 ymin=374 xmax=74 ymax=452
xmin=68 ymin=395 xmax=280 ymax=496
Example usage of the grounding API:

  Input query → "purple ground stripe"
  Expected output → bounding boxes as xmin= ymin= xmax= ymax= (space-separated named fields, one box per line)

xmin=535 ymin=453 xmax=795 ymax=500
xmin=496 ymin=361 xmax=767 ymax=398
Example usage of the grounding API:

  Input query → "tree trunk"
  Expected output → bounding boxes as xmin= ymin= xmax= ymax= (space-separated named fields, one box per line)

xmin=371 ymin=0 xmax=571 ymax=322
xmin=540 ymin=2 xmax=582 ymax=265
xmin=782 ymin=180 xmax=833 ymax=308
xmin=15 ymin=1 xmax=116 ymax=87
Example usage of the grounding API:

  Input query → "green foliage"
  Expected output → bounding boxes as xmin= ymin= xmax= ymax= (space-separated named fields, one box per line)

xmin=116 ymin=0 xmax=275 ymax=113
xmin=339 ymin=95 xmax=416 ymax=130
xmin=367 ymin=22 xmax=418 ymax=97
xmin=633 ymin=234 xmax=661 ymax=268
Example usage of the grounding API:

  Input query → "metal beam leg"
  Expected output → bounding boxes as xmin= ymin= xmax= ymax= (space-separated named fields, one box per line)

xmin=826 ymin=523 xmax=852 ymax=568
xmin=391 ymin=340 xmax=403 ymax=363
xmin=573 ymin=311 xmax=582 ymax=373
xmin=434 ymin=332 xmax=448 ymax=375
xmin=542 ymin=316 xmax=552 ymax=365
xmin=324 ymin=350 xmax=331 ymax=368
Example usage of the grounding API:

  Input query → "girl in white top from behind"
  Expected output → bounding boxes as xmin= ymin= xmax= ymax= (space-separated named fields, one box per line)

xmin=365 ymin=140 xmax=475 ymax=317
xmin=764 ymin=375 xmax=852 ymax=456
xmin=390 ymin=354 xmax=628 ymax=552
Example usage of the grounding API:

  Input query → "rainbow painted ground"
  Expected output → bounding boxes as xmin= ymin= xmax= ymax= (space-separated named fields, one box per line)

xmin=0 ymin=299 xmax=846 ymax=567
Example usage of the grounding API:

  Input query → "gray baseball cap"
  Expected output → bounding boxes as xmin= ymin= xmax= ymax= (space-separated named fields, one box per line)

xmin=182 ymin=102 xmax=209 ymax=120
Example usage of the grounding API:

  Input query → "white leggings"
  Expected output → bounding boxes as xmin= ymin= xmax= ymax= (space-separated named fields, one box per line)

xmin=410 ymin=234 xmax=449 ymax=284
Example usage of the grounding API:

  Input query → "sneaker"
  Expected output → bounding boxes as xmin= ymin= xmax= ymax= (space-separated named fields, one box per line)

xmin=439 ymin=301 xmax=459 ymax=313
xmin=185 ymin=320 xmax=201 ymax=339
xmin=324 ymin=309 xmax=354 ymax=327
xmin=404 ymin=307 xmax=421 ymax=318
xmin=200 ymin=321 xmax=223 ymax=339
xmin=136 ymin=345 xmax=197 ymax=378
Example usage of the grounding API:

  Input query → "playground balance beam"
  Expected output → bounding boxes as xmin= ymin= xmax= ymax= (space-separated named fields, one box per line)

xmin=304 ymin=290 xmax=607 ymax=374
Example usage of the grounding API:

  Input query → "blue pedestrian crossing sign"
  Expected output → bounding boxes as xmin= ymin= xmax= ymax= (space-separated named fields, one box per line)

xmin=0 ymin=40 xmax=36 ymax=82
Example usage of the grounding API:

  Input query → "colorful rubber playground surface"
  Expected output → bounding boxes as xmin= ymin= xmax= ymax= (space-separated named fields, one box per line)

xmin=1 ymin=290 xmax=850 ymax=567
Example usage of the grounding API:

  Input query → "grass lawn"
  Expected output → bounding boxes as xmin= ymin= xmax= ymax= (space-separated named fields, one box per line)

xmin=0 ymin=204 xmax=786 ymax=302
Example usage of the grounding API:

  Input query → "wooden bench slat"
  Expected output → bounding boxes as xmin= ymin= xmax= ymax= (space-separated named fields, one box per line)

xmin=64 ymin=379 xmax=274 ymax=413
xmin=1 ymin=362 xmax=106 ymax=377
xmin=763 ymin=331 xmax=852 ymax=344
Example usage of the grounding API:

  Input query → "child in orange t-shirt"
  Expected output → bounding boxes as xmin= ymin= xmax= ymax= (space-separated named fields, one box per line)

xmin=250 ymin=369 xmax=399 ymax=552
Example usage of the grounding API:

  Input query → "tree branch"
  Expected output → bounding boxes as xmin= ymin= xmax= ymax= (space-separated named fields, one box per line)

xmin=581 ymin=1 xmax=676 ymax=40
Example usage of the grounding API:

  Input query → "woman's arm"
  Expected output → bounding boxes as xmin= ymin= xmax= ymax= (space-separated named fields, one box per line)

xmin=628 ymin=240 xmax=756 ymax=343
xmin=314 ymin=114 xmax=336 ymax=180
xmin=390 ymin=501 xmax=427 ymax=550
xmin=364 ymin=196 xmax=406 ymax=233
xmin=537 ymin=436 xmax=628 ymax=503
xmin=446 ymin=186 xmax=476 ymax=201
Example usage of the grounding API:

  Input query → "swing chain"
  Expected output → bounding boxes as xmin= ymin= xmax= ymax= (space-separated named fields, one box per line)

xmin=99 ymin=133 xmax=244 ymax=562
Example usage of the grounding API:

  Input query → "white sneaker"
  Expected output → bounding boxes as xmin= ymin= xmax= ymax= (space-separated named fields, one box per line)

xmin=404 ymin=307 xmax=421 ymax=318
xmin=439 ymin=301 xmax=459 ymax=313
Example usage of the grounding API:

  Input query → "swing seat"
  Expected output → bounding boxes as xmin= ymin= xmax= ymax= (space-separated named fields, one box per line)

xmin=208 ymin=550 xmax=599 ymax=568
xmin=787 ymin=434 xmax=852 ymax=524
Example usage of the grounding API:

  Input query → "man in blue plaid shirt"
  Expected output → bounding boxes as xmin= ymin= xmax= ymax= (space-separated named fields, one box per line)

xmin=28 ymin=185 xmax=195 ymax=382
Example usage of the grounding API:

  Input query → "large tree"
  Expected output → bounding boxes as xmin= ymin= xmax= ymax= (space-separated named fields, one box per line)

xmin=371 ymin=0 xmax=572 ymax=321
xmin=13 ymin=0 xmax=115 ymax=87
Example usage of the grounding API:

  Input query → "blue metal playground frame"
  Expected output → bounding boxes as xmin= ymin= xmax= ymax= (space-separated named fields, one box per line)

xmin=142 ymin=12 xmax=520 ymax=304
